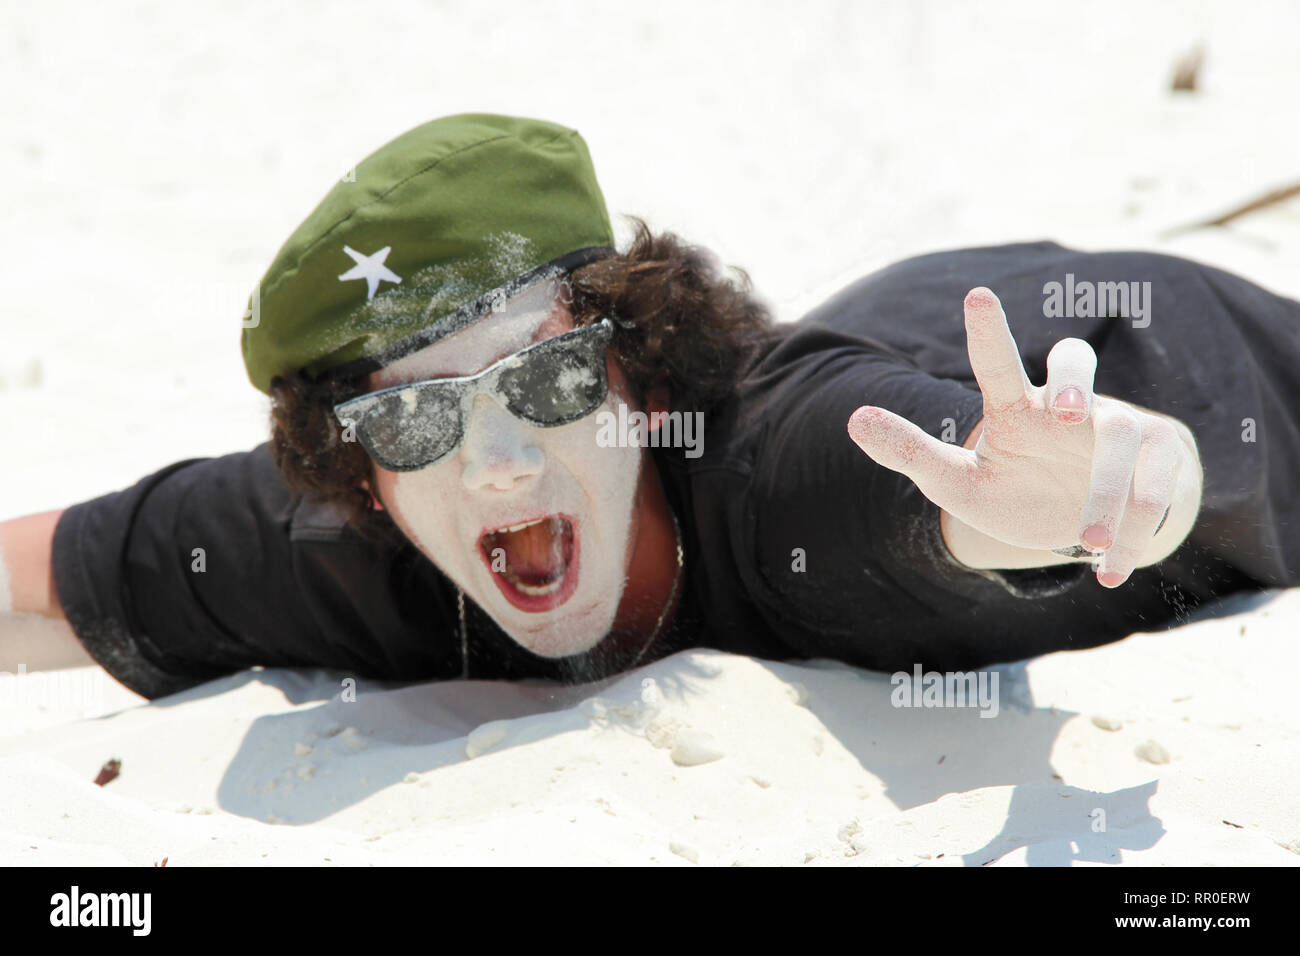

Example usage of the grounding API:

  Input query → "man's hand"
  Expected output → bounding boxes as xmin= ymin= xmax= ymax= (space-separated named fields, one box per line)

xmin=846 ymin=287 xmax=1203 ymax=587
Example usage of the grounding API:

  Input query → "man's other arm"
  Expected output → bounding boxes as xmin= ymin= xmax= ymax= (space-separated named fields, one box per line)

xmin=0 ymin=510 xmax=96 ymax=671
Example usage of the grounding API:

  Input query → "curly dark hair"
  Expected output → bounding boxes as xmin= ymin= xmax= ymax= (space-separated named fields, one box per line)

xmin=268 ymin=216 xmax=775 ymax=537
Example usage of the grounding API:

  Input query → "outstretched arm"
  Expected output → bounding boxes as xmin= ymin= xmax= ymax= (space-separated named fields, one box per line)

xmin=848 ymin=287 xmax=1204 ymax=588
xmin=0 ymin=510 xmax=96 ymax=670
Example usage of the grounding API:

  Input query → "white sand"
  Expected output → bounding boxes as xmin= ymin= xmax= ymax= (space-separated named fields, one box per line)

xmin=2 ymin=590 xmax=1297 ymax=865
xmin=2 ymin=0 xmax=1298 ymax=865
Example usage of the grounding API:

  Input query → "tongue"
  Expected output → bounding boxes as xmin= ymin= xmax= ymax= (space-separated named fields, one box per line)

xmin=500 ymin=518 xmax=569 ymax=583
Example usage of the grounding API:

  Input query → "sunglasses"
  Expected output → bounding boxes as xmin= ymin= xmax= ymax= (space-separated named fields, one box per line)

xmin=334 ymin=318 xmax=615 ymax=472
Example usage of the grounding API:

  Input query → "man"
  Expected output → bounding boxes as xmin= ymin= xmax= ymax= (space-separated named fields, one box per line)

xmin=3 ymin=113 xmax=1297 ymax=699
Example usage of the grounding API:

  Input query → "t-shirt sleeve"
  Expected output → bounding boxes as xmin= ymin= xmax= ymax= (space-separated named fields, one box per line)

xmin=51 ymin=445 xmax=330 ymax=699
xmin=737 ymin=328 xmax=1088 ymax=645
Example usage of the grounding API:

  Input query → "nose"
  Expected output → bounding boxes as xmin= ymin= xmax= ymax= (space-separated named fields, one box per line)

xmin=459 ymin=392 xmax=545 ymax=491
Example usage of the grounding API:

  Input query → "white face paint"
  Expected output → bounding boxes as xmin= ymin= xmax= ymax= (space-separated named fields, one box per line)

xmin=367 ymin=278 xmax=646 ymax=659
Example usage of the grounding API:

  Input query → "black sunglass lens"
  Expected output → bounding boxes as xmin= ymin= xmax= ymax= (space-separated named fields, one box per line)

xmin=498 ymin=329 xmax=609 ymax=424
xmin=362 ymin=388 xmax=462 ymax=469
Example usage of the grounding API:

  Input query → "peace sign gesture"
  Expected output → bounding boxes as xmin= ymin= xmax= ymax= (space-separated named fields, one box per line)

xmin=847 ymin=287 xmax=1202 ymax=587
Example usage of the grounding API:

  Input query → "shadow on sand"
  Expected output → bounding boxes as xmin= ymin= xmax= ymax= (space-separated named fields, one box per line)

xmin=162 ymin=588 xmax=1278 ymax=863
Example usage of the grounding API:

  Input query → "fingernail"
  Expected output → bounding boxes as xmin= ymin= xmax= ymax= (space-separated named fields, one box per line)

xmin=1053 ymin=386 xmax=1086 ymax=422
xmin=1081 ymin=523 xmax=1111 ymax=551
xmin=1097 ymin=570 xmax=1127 ymax=588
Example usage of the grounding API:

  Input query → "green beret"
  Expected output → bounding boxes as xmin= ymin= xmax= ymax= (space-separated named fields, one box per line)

xmin=241 ymin=113 xmax=616 ymax=394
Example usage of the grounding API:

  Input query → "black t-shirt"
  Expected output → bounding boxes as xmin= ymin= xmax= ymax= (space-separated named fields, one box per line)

xmin=52 ymin=242 xmax=1300 ymax=699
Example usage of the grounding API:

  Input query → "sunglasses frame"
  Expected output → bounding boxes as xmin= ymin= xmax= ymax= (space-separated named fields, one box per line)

xmin=333 ymin=317 xmax=615 ymax=472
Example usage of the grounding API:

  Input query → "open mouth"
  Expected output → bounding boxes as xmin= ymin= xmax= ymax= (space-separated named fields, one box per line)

xmin=479 ymin=515 xmax=580 ymax=613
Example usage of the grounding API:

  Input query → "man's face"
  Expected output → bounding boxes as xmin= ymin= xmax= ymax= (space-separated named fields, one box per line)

xmin=365 ymin=279 xmax=646 ymax=658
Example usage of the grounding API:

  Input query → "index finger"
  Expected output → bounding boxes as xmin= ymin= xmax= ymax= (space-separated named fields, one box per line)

xmin=964 ymin=287 xmax=1031 ymax=410
xmin=848 ymin=405 xmax=979 ymax=518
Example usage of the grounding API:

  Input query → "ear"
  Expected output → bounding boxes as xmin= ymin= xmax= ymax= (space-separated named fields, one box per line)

xmin=360 ymin=478 xmax=385 ymax=512
xmin=644 ymin=386 xmax=671 ymax=431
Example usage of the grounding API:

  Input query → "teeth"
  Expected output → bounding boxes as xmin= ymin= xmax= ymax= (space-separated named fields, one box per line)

xmin=497 ymin=517 xmax=549 ymax=534
xmin=511 ymin=577 xmax=565 ymax=597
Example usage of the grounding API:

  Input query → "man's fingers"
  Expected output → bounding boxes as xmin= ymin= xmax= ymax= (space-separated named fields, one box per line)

xmin=964 ymin=287 xmax=1031 ymax=411
xmin=1097 ymin=418 xmax=1182 ymax=587
xmin=1078 ymin=403 xmax=1143 ymax=553
xmin=848 ymin=405 xmax=977 ymax=515
xmin=1045 ymin=337 xmax=1097 ymax=424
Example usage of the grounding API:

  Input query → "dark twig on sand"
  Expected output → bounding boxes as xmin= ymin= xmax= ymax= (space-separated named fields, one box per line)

xmin=1171 ymin=46 xmax=1205 ymax=92
xmin=1163 ymin=182 xmax=1300 ymax=238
